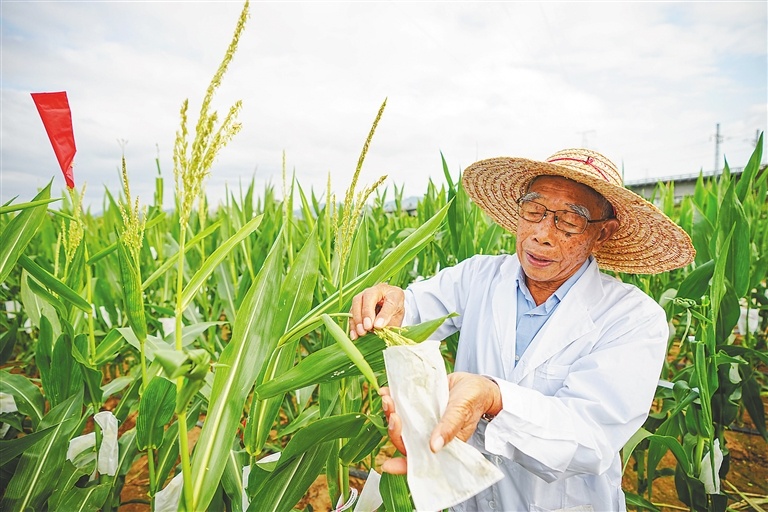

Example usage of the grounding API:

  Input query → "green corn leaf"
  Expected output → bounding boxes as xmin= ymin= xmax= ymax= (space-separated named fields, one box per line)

xmin=0 ymin=425 xmax=55 ymax=466
xmin=647 ymin=434 xmax=692 ymax=477
xmin=180 ymin=213 xmax=263 ymax=310
xmin=710 ymin=226 xmax=733 ymax=326
xmin=624 ymin=492 xmax=661 ymax=512
xmin=215 ymin=263 xmax=237 ymax=326
xmin=93 ymin=328 xmax=126 ymax=366
xmin=19 ymin=254 xmax=91 ymax=312
xmin=0 ymin=196 xmax=60 ymax=215
xmin=676 ymin=260 xmax=714 ymax=301
xmin=255 ymin=315 xmax=454 ymax=399
xmin=622 ymin=427 xmax=652 ymax=474
xmin=0 ymin=370 xmax=45 ymax=429
xmin=0 ymin=315 xmax=20 ymax=366
xmin=189 ymin=234 xmax=285 ymax=512
xmin=280 ymin=413 xmax=366 ymax=463
xmin=741 ymin=371 xmax=768 ymax=442
xmin=136 ymin=377 xmax=176 ymax=451
xmin=281 ymin=202 xmax=450 ymax=347
xmin=141 ymin=220 xmax=222 ymax=290
xmin=246 ymin=230 xmax=319 ymax=455
xmin=101 ymin=375 xmax=133 ymax=400
xmin=0 ymin=392 xmax=83 ymax=512
xmin=323 ymin=313 xmax=380 ymax=391
xmin=221 ymin=449 xmax=248 ymax=512
xmin=246 ymin=441 xmax=334 ymax=512
xmin=344 ymin=213 xmax=370 ymax=283
xmin=65 ymin=237 xmax=86 ymax=295
xmin=48 ymin=458 xmax=109 ymax=512
xmin=339 ymin=418 xmax=384 ymax=465
xmin=380 ymin=471 xmax=414 ymax=512
xmin=278 ymin=405 xmax=319 ymax=437
xmin=47 ymin=459 xmax=94 ymax=510
xmin=55 ymin=481 xmax=110 ymax=512
xmin=735 ymin=132 xmax=763 ymax=202
xmin=35 ymin=315 xmax=55 ymax=401
xmin=47 ymin=331 xmax=84 ymax=409
xmin=154 ymin=421 xmax=180 ymax=495
xmin=25 ymin=273 xmax=67 ymax=318
xmin=0 ymin=180 xmax=52 ymax=285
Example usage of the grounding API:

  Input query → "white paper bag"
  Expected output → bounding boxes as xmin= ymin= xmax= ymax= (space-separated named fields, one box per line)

xmin=384 ymin=340 xmax=504 ymax=511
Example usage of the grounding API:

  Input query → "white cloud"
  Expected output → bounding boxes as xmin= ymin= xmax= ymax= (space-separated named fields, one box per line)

xmin=1 ymin=1 xmax=765 ymax=211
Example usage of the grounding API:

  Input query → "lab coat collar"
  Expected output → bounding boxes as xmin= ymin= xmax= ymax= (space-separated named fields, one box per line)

xmin=502 ymin=257 xmax=605 ymax=383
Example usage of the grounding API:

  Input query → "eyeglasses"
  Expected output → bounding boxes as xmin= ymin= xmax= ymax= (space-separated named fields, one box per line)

xmin=517 ymin=199 xmax=611 ymax=234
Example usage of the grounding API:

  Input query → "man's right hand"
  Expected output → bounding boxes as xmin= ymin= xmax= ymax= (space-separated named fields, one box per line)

xmin=349 ymin=283 xmax=405 ymax=340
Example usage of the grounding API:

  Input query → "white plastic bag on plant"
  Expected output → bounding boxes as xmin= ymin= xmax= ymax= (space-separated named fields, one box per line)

xmin=155 ymin=472 xmax=183 ymax=512
xmin=353 ymin=468 xmax=383 ymax=512
xmin=94 ymin=410 xmax=118 ymax=476
xmin=384 ymin=339 xmax=503 ymax=511
xmin=0 ymin=392 xmax=18 ymax=438
xmin=698 ymin=438 xmax=723 ymax=494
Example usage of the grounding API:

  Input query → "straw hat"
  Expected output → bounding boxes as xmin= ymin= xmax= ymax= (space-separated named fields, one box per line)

xmin=462 ymin=148 xmax=695 ymax=274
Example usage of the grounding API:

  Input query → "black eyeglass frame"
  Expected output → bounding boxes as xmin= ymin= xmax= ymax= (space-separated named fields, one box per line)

xmin=516 ymin=198 xmax=613 ymax=235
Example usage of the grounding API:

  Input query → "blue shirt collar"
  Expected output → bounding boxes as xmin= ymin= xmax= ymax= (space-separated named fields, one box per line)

xmin=516 ymin=256 xmax=593 ymax=312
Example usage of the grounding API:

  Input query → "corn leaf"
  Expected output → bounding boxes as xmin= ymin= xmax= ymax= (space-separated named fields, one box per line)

xmin=18 ymin=254 xmax=91 ymax=312
xmin=246 ymin=441 xmax=334 ymax=512
xmin=136 ymin=376 xmax=176 ymax=451
xmin=0 ymin=392 xmax=83 ymax=511
xmin=282 ymin=202 xmax=450 ymax=346
xmin=245 ymin=230 xmax=319 ymax=455
xmin=280 ymin=413 xmax=366 ymax=463
xmin=0 ymin=425 xmax=56 ymax=466
xmin=221 ymin=449 xmax=248 ymax=512
xmin=380 ymin=471 xmax=414 ymax=512
xmin=0 ymin=370 xmax=45 ymax=429
xmin=676 ymin=259 xmax=714 ymax=301
xmin=735 ymin=132 xmax=763 ymax=202
xmin=624 ymin=492 xmax=661 ymax=512
xmin=180 ymin=213 xmax=263 ymax=310
xmin=189 ymin=233 xmax=285 ymax=511
xmin=256 ymin=315 xmax=454 ymax=399
xmin=93 ymin=328 xmax=126 ymax=365
xmin=339 ymin=419 xmax=384 ymax=465
xmin=0 ymin=181 xmax=52 ymax=285
xmin=0 ymin=196 xmax=60 ymax=215
xmin=141 ymin=220 xmax=221 ymax=290
xmin=50 ymin=462 xmax=110 ymax=512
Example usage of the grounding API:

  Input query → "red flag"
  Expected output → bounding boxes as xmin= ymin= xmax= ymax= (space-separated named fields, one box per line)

xmin=31 ymin=91 xmax=76 ymax=188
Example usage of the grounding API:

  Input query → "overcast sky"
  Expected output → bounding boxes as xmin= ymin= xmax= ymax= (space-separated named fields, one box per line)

xmin=1 ymin=1 xmax=766 ymax=211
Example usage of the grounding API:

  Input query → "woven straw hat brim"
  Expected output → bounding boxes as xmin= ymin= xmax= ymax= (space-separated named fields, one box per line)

xmin=462 ymin=156 xmax=696 ymax=274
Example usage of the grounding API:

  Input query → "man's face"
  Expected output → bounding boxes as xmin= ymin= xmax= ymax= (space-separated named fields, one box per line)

xmin=515 ymin=176 xmax=618 ymax=296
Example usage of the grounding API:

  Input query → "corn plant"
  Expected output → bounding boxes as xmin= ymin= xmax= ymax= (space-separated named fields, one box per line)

xmin=623 ymin=137 xmax=767 ymax=512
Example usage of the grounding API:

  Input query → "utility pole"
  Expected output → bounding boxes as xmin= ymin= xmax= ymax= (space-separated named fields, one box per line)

xmin=577 ymin=130 xmax=596 ymax=148
xmin=714 ymin=123 xmax=723 ymax=173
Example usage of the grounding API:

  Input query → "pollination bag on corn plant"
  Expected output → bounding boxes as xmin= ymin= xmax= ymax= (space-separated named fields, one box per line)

xmin=384 ymin=339 xmax=504 ymax=511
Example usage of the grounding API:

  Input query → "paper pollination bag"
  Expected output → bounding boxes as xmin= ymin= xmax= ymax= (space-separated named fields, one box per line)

xmin=383 ymin=340 xmax=504 ymax=512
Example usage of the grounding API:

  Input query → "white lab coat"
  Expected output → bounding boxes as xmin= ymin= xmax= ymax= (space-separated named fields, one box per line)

xmin=403 ymin=254 xmax=668 ymax=512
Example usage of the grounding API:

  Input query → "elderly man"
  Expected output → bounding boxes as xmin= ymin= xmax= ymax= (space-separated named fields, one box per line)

xmin=349 ymin=148 xmax=695 ymax=511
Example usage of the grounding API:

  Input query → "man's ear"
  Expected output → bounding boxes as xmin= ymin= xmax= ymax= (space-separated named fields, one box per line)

xmin=595 ymin=218 xmax=620 ymax=246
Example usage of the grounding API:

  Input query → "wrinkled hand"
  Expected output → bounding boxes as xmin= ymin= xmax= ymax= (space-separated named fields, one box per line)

xmin=349 ymin=283 xmax=405 ymax=340
xmin=379 ymin=372 xmax=503 ymax=474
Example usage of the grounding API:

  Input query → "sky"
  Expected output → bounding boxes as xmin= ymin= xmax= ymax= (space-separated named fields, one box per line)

xmin=1 ymin=1 xmax=766 ymax=212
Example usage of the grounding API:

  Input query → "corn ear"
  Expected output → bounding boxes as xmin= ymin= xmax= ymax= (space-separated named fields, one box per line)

xmin=117 ymin=239 xmax=147 ymax=341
